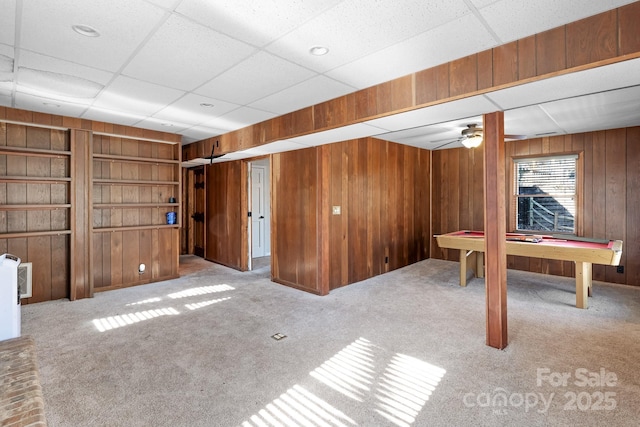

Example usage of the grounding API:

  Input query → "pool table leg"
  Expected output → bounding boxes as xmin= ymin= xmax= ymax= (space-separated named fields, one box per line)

xmin=459 ymin=250 xmax=483 ymax=287
xmin=575 ymin=261 xmax=592 ymax=309
xmin=459 ymin=249 xmax=469 ymax=287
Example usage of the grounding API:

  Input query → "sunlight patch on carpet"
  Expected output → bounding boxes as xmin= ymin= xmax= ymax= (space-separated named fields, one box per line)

xmin=241 ymin=385 xmax=356 ymax=427
xmin=185 ymin=297 xmax=232 ymax=310
xmin=92 ymin=307 xmax=180 ymax=332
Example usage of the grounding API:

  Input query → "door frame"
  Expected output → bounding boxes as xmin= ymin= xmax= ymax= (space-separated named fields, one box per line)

xmin=246 ymin=156 xmax=271 ymax=271
xmin=182 ymin=165 xmax=206 ymax=256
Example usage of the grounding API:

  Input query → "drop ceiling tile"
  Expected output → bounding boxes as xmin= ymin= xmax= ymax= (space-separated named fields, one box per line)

xmin=485 ymin=58 xmax=640 ymax=110
xmin=202 ymin=107 xmax=276 ymax=132
xmin=0 ymin=1 xmax=16 ymax=45
xmin=366 ymin=95 xmax=497 ymax=132
xmin=176 ymin=0 xmax=342 ymax=47
xmin=195 ymin=51 xmax=316 ymax=105
xmin=248 ymin=75 xmax=355 ymax=115
xmin=504 ymin=105 xmax=565 ymax=137
xmin=541 ymin=86 xmax=640 ymax=133
xmin=16 ymin=68 xmax=104 ymax=100
xmin=266 ymin=0 xmax=471 ymax=73
xmin=479 ymin=0 xmax=637 ymax=44
xmin=14 ymin=92 xmax=90 ymax=118
xmin=145 ymin=0 xmax=182 ymax=10
xmin=153 ymin=93 xmax=240 ymax=125
xmin=20 ymin=0 xmax=166 ymax=72
xmin=0 ymin=89 xmax=13 ymax=106
xmin=468 ymin=0 xmax=501 ymax=8
xmin=286 ymin=123 xmax=386 ymax=147
xmin=93 ymin=76 xmax=184 ymax=116
xmin=133 ymin=117 xmax=190 ymax=134
xmin=18 ymin=50 xmax=113 ymax=85
xmin=237 ymin=140 xmax=309 ymax=156
xmin=179 ymin=125 xmax=227 ymax=141
xmin=123 ymin=14 xmax=256 ymax=91
xmin=326 ymin=13 xmax=496 ymax=89
xmin=81 ymin=107 xmax=146 ymax=127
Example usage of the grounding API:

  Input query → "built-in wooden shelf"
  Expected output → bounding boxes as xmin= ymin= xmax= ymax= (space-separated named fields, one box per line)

xmin=0 ymin=204 xmax=71 ymax=211
xmin=92 ymin=224 xmax=180 ymax=233
xmin=93 ymin=179 xmax=179 ymax=186
xmin=93 ymin=203 xmax=179 ymax=208
xmin=93 ymin=153 xmax=179 ymax=165
xmin=0 ymin=146 xmax=71 ymax=157
xmin=0 ymin=176 xmax=71 ymax=183
xmin=0 ymin=230 xmax=72 ymax=239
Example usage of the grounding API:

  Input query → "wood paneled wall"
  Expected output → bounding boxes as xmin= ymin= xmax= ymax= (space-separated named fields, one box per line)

xmin=326 ymin=138 xmax=431 ymax=288
xmin=185 ymin=2 xmax=640 ymax=161
xmin=1 ymin=107 xmax=181 ymax=303
xmin=0 ymin=123 xmax=71 ymax=303
xmin=204 ymin=161 xmax=245 ymax=269
xmin=93 ymin=228 xmax=179 ymax=291
xmin=431 ymin=126 xmax=640 ymax=287
xmin=271 ymin=138 xmax=431 ymax=294
xmin=272 ymin=147 xmax=320 ymax=292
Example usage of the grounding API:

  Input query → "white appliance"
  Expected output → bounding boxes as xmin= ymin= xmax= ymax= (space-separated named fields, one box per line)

xmin=0 ymin=253 xmax=21 ymax=341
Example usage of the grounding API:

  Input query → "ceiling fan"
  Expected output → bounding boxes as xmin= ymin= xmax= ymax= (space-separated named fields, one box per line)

xmin=435 ymin=124 xmax=527 ymax=149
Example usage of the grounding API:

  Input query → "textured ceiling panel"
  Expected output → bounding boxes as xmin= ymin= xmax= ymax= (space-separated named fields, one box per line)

xmin=485 ymin=58 xmax=640 ymax=110
xmin=326 ymin=13 xmax=496 ymax=89
xmin=176 ymin=0 xmax=343 ymax=47
xmin=478 ymin=0 xmax=637 ymax=44
xmin=201 ymin=107 xmax=276 ymax=132
xmin=0 ymin=0 xmax=16 ymax=45
xmin=20 ymin=0 xmax=166 ymax=72
xmin=541 ymin=85 xmax=640 ymax=134
xmin=92 ymin=76 xmax=184 ymax=116
xmin=17 ymin=51 xmax=113 ymax=85
xmin=249 ymin=74 xmax=355 ymax=115
xmin=152 ymin=93 xmax=240 ymax=125
xmin=503 ymin=105 xmax=565 ymax=137
xmin=81 ymin=107 xmax=146 ymax=126
xmin=286 ymin=123 xmax=388 ymax=147
xmin=14 ymin=92 xmax=90 ymax=118
xmin=122 ymin=14 xmax=256 ymax=91
xmin=366 ymin=95 xmax=497 ymax=132
xmin=180 ymin=125 xmax=230 ymax=143
xmin=195 ymin=51 xmax=316 ymax=105
xmin=266 ymin=0 xmax=471 ymax=73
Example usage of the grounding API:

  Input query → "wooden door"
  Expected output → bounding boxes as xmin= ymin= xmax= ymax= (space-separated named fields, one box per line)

xmin=251 ymin=166 xmax=266 ymax=258
xmin=193 ymin=167 xmax=205 ymax=257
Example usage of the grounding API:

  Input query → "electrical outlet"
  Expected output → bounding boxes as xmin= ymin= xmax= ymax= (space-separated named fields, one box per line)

xmin=617 ymin=265 xmax=624 ymax=274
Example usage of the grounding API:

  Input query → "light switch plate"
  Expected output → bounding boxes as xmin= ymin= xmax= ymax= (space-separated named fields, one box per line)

xmin=332 ymin=206 xmax=341 ymax=215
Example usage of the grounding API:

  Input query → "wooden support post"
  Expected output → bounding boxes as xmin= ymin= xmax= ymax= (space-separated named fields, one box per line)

xmin=70 ymin=129 xmax=93 ymax=300
xmin=483 ymin=112 xmax=508 ymax=349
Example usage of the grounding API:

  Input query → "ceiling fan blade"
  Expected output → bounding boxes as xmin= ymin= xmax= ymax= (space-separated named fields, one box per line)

xmin=433 ymin=139 xmax=461 ymax=150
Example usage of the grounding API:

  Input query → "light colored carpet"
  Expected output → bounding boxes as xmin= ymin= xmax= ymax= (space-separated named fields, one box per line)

xmin=21 ymin=256 xmax=640 ymax=426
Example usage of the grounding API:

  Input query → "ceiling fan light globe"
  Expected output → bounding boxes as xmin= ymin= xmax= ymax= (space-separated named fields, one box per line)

xmin=462 ymin=135 xmax=482 ymax=148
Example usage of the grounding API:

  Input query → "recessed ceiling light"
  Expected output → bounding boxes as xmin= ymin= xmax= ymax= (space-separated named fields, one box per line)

xmin=72 ymin=24 xmax=100 ymax=38
xmin=309 ymin=46 xmax=329 ymax=56
xmin=200 ymin=103 xmax=215 ymax=108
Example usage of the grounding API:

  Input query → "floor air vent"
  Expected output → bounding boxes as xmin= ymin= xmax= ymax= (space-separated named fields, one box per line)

xmin=18 ymin=262 xmax=32 ymax=299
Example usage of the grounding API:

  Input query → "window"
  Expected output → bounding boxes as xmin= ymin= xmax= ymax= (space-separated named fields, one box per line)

xmin=513 ymin=155 xmax=578 ymax=233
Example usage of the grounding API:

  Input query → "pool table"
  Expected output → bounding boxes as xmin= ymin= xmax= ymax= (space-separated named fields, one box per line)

xmin=435 ymin=230 xmax=623 ymax=308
